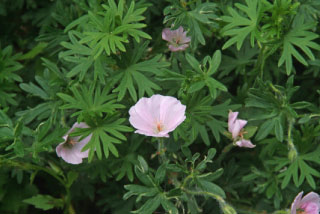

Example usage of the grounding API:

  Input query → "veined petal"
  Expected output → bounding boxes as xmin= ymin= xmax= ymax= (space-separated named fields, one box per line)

xmin=129 ymin=94 xmax=186 ymax=138
xmin=56 ymin=122 xmax=91 ymax=164
xmin=162 ymin=28 xmax=174 ymax=42
xmin=235 ymin=139 xmax=255 ymax=148
xmin=228 ymin=111 xmax=238 ymax=133
xmin=291 ymin=192 xmax=304 ymax=214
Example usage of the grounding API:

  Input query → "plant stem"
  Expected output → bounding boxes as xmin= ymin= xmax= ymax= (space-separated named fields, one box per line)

xmin=287 ymin=117 xmax=297 ymax=161
xmin=158 ymin=138 xmax=167 ymax=163
xmin=181 ymin=187 xmax=224 ymax=203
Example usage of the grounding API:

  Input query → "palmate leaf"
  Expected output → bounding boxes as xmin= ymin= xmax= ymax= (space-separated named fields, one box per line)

xmin=0 ymin=45 xmax=23 ymax=107
xmin=79 ymin=117 xmax=132 ymax=161
xmin=111 ymin=41 xmax=169 ymax=102
xmin=17 ymin=67 xmax=64 ymax=124
xmin=66 ymin=0 xmax=151 ymax=59
xmin=278 ymin=22 xmax=320 ymax=75
xmin=60 ymin=31 xmax=109 ymax=83
xmin=270 ymin=146 xmax=320 ymax=189
xmin=57 ymin=83 xmax=124 ymax=121
xmin=185 ymin=50 xmax=227 ymax=99
xmin=221 ymin=0 xmax=262 ymax=50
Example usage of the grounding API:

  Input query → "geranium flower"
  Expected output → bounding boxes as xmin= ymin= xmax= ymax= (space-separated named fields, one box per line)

xmin=56 ymin=122 xmax=92 ymax=164
xmin=228 ymin=111 xmax=255 ymax=148
xmin=291 ymin=191 xmax=320 ymax=214
xmin=162 ymin=26 xmax=191 ymax=52
xmin=129 ymin=94 xmax=186 ymax=137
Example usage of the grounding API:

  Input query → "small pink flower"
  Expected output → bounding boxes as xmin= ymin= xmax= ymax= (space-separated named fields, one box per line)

xmin=162 ymin=26 xmax=191 ymax=52
xmin=56 ymin=122 xmax=92 ymax=164
xmin=129 ymin=94 xmax=186 ymax=138
xmin=291 ymin=191 xmax=320 ymax=214
xmin=228 ymin=111 xmax=255 ymax=148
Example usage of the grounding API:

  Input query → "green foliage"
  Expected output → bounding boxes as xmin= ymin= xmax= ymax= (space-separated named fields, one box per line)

xmin=221 ymin=0 xmax=262 ymax=50
xmin=163 ymin=0 xmax=218 ymax=47
xmin=269 ymin=146 xmax=320 ymax=189
xmin=57 ymin=83 xmax=124 ymax=121
xmin=245 ymin=77 xmax=311 ymax=142
xmin=112 ymin=41 xmax=169 ymax=101
xmin=2 ymin=0 xmax=320 ymax=213
xmin=23 ymin=194 xmax=64 ymax=211
xmin=278 ymin=21 xmax=320 ymax=74
xmin=65 ymin=0 xmax=151 ymax=58
xmin=18 ymin=63 xmax=65 ymax=124
xmin=124 ymin=149 xmax=225 ymax=214
xmin=0 ymin=45 xmax=22 ymax=107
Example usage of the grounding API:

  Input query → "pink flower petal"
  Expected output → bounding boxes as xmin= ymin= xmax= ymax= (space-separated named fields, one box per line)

xmin=291 ymin=192 xmax=304 ymax=214
xmin=301 ymin=192 xmax=320 ymax=205
xmin=301 ymin=202 xmax=319 ymax=214
xmin=56 ymin=122 xmax=91 ymax=164
xmin=291 ymin=192 xmax=320 ymax=214
xmin=129 ymin=94 xmax=186 ymax=137
xmin=228 ymin=111 xmax=238 ymax=133
xmin=237 ymin=119 xmax=247 ymax=131
xmin=162 ymin=28 xmax=174 ymax=42
xmin=168 ymin=44 xmax=189 ymax=52
xmin=235 ymin=139 xmax=255 ymax=148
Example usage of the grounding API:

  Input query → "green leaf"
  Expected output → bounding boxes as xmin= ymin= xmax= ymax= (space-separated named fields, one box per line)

xmin=198 ymin=179 xmax=226 ymax=198
xmin=278 ymin=23 xmax=320 ymax=75
xmin=23 ymin=195 xmax=63 ymax=211
xmin=66 ymin=171 xmax=78 ymax=188
xmin=132 ymin=194 xmax=161 ymax=214
xmin=186 ymin=54 xmax=202 ymax=73
xmin=221 ymin=0 xmax=261 ymax=50
xmin=243 ymin=126 xmax=258 ymax=139
xmin=208 ymin=50 xmax=221 ymax=75
xmin=155 ymin=163 xmax=167 ymax=185
xmin=274 ymin=118 xmax=283 ymax=142
xmin=255 ymin=119 xmax=276 ymax=141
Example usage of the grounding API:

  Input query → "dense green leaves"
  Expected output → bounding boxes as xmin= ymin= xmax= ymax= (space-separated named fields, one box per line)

xmin=221 ymin=0 xmax=262 ymax=50
xmin=65 ymin=0 xmax=151 ymax=58
xmin=278 ymin=22 xmax=320 ymax=74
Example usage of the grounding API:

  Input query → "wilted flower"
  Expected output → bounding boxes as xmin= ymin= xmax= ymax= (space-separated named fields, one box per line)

xmin=56 ymin=122 xmax=92 ymax=164
xmin=291 ymin=191 xmax=320 ymax=214
xmin=129 ymin=94 xmax=186 ymax=138
xmin=162 ymin=26 xmax=191 ymax=52
xmin=228 ymin=111 xmax=255 ymax=148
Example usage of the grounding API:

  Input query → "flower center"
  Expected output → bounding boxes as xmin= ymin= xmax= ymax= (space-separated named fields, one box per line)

xmin=63 ymin=136 xmax=77 ymax=148
xmin=156 ymin=122 xmax=164 ymax=133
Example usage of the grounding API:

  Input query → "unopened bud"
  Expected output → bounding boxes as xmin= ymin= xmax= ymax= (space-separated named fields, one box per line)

xmin=288 ymin=146 xmax=298 ymax=162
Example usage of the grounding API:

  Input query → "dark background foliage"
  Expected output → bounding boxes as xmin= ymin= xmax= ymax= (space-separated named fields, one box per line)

xmin=1 ymin=0 xmax=320 ymax=213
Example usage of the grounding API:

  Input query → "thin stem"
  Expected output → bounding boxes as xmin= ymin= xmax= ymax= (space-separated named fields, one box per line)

xmin=181 ymin=187 xmax=224 ymax=203
xmin=1 ymin=159 xmax=66 ymax=186
xmin=287 ymin=117 xmax=297 ymax=161
xmin=157 ymin=138 xmax=167 ymax=163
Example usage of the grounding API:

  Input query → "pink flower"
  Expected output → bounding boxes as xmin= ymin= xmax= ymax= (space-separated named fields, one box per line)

xmin=291 ymin=191 xmax=320 ymax=214
xmin=162 ymin=26 xmax=191 ymax=52
xmin=228 ymin=111 xmax=255 ymax=148
xmin=56 ymin=122 xmax=92 ymax=164
xmin=129 ymin=94 xmax=186 ymax=138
